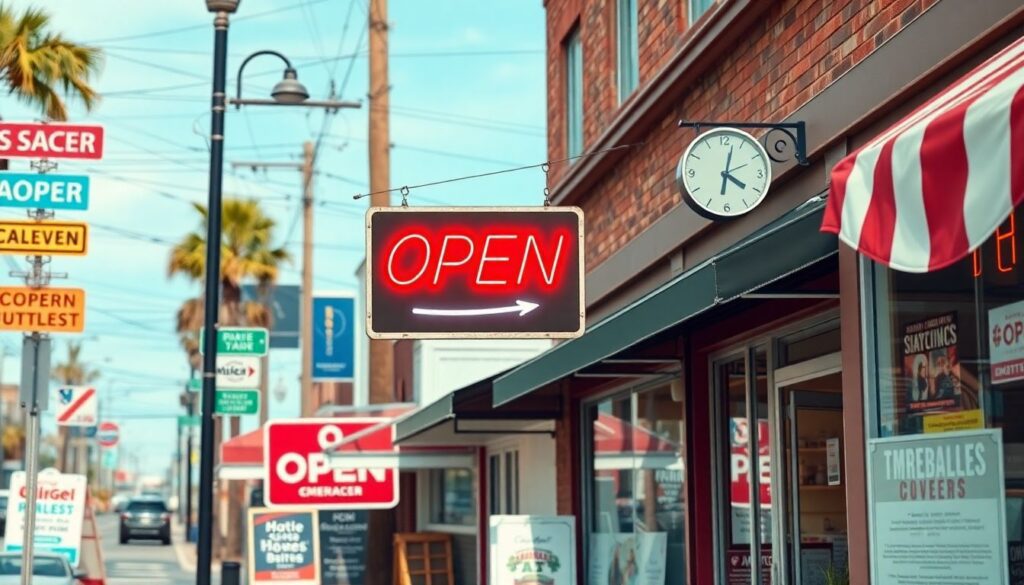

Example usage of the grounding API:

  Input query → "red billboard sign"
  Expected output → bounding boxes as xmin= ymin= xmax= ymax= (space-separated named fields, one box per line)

xmin=0 ymin=122 xmax=104 ymax=160
xmin=366 ymin=206 xmax=585 ymax=338
xmin=263 ymin=418 xmax=398 ymax=509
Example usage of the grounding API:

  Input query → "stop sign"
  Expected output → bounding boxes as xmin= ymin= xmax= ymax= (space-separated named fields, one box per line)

xmin=263 ymin=418 xmax=399 ymax=509
xmin=96 ymin=421 xmax=119 ymax=448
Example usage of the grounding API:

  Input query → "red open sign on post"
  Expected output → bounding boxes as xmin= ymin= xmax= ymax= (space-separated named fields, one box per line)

xmin=366 ymin=206 xmax=585 ymax=339
xmin=263 ymin=418 xmax=399 ymax=509
xmin=0 ymin=122 xmax=104 ymax=160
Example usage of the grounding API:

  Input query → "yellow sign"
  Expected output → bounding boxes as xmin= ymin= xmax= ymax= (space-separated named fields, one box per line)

xmin=923 ymin=409 xmax=984 ymax=434
xmin=0 ymin=287 xmax=85 ymax=332
xmin=0 ymin=220 xmax=87 ymax=256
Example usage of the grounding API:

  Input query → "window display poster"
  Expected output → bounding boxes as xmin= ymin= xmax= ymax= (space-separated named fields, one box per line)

xmin=730 ymin=418 xmax=772 ymax=545
xmin=318 ymin=510 xmax=367 ymax=585
xmin=491 ymin=515 xmax=576 ymax=585
xmin=902 ymin=312 xmax=964 ymax=415
xmin=247 ymin=507 xmax=321 ymax=585
xmin=588 ymin=532 xmax=666 ymax=585
xmin=725 ymin=548 xmax=772 ymax=585
xmin=990 ymin=299 xmax=1024 ymax=385
xmin=868 ymin=429 xmax=1008 ymax=584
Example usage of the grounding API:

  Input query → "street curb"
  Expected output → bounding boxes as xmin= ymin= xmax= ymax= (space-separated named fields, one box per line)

xmin=171 ymin=518 xmax=197 ymax=573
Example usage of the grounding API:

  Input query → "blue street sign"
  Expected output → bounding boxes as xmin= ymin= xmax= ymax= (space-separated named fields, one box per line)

xmin=0 ymin=173 xmax=89 ymax=210
xmin=312 ymin=294 xmax=355 ymax=381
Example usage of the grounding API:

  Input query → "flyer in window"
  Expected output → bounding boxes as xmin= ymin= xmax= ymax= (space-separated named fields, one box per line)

xmin=989 ymin=299 xmax=1024 ymax=385
xmin=902 ymin=312 xmax=966 ymax=415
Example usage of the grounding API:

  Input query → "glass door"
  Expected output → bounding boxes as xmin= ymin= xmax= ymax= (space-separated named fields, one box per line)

xmin=778 ymin=371 xmax=847 ymax=585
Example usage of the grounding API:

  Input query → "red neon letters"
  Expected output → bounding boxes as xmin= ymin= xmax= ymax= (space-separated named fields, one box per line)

xmin=381 ymin=226 xmax=571 ymax=294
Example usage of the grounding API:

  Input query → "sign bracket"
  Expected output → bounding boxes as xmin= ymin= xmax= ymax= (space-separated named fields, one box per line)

xmin=678 ymin=119 xmax=809 ymax=166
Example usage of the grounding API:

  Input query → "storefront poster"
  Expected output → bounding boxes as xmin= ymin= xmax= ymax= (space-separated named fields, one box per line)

xmin=990 ymin=299 xmax=1024 ymax=385
xmin=902 ymin=312 xmax=963 ymax=415
xmin=3 ymin=469 xmax=86 ymax=565
xmin=868 ymin=429 xmax=1009 ymax=584
xmin=725 ymin=548 xmax=772 ymax=585
xmin=490 ymin=515 xmax=576 ymax=585
xmin=318 ymin=510 xmax=367 ymax=585
xmin=730 ymin=418 xmax=772 ymax=545
xmin=588 ymin=532 xmax=666 ymax=585
xmin=247 ymin=508 xmax=321 ymax=585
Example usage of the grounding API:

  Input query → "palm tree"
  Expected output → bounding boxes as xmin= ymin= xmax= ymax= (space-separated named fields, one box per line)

xmin=170 ymin=199 xmax=288 ymax=367
xmin=51 ymin=341 xmax=100 ymax=474
xmin=168 ymin=198 xmax=289 ymax=560
xmin=0 ymin=4 xmax=102 ymax=121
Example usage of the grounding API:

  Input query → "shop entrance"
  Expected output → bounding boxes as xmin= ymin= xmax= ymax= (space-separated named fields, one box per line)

xmin=714 ymin=323 xmax=846 ymax=585
xmin=776 ymin=366 xmax=847 ymax=585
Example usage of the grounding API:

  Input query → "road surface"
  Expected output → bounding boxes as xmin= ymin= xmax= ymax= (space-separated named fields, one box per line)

xmin=97 ymin=512 xmax=195 ymax=585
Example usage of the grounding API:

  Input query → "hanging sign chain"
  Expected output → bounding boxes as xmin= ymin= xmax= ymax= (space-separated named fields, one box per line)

xmin=541 ymin=163 xmax=551 ymax=207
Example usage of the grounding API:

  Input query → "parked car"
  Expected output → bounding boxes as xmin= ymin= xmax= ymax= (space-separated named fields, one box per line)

xmin=0 ymin=489 xmax=8 ymax=536
xmin=0 ymin=552 xmax=85 ymax=584
xmin=119 ymin=497 xmax=171 ymax=545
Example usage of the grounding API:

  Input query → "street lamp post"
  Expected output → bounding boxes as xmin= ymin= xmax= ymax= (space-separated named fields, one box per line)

xmin=198 ymin=3 xmax=361 ymax=584
xmin=197 ymin=3 xmax=237 ymax=585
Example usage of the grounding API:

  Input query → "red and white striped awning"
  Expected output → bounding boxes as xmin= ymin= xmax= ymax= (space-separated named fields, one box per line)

xmin=822 ymin=35 xmax=1024 ymax=273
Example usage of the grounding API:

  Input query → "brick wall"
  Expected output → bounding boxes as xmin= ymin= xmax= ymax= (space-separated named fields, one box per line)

xmin=545 ymin=0 xmax=939 ymax=271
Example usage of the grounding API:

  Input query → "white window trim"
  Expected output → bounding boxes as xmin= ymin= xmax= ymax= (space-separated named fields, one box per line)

xmin=417 ymin=469 xmax=479 ymax=536
xmin=487 ymin=443 xmax=520 ymax=516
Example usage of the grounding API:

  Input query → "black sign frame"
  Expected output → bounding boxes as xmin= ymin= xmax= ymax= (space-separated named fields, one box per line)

xmin=365 ymin=206 xmax=585 ymax=339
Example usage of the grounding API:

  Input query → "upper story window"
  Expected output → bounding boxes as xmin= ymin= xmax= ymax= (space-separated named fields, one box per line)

xmin=565 ymin=26 xmax=584 ymax=159
xmin=689 ymin=0 xmax=715 ymax=21
xmin=616 ymin=0 xmax=639 ymax=102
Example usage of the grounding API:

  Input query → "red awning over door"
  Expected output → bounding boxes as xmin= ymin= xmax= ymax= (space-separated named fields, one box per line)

xmin=822 ymin=35 xmax=1024 ymax=273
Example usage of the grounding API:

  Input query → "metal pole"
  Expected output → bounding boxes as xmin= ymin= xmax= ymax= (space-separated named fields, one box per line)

xmin=20 ymin=334 xmax=42 ymax=585
xmin=197 ymin=9 xmax=229 ymax=585
xmin=185 ymin=391 xmax=195 ymax=541
xmin=300 ymin=141 xmax=314 ymax=417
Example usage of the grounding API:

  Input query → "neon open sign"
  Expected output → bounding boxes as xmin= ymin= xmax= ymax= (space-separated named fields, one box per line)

xmin=365 ymin=206 xmax=585 ymax=338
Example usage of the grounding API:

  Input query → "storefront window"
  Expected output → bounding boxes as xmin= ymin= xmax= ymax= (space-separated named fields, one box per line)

xmin=717 ymin=351 xmax=772 ymax=584
xmin=866 ymin=206 xmax=1024 ymax=579
xmin=585 ymin=381 xmax=686 ymax=584
xmin=429 ymin=469 xmax=476 ymax=526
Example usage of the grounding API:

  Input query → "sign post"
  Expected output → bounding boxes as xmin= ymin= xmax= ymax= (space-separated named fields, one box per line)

xmin=365 ymin=206 xmax=585 ymax=339
xmin=1 ymin=121 xmax=103 ymax=585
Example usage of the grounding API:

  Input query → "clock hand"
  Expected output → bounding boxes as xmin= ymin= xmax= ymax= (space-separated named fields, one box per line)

xmin=720 ymin=145 xmax=734 ymax=195
xmin=728 ymin=162 xmax=748 ymax=173
xmin=725 ymin=172 xmax=747 ymax=190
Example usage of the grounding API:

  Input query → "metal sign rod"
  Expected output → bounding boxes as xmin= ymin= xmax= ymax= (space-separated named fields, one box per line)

xmin=19 ymin=334 xmax=43 ymax=585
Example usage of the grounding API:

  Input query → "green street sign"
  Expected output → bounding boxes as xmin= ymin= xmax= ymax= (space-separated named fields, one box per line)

xmin=199 ymin=327 xmax=269 ymax=356
xmin=178 ymin=415 xmax=200 ymax=427
xmin=214 ymin=389 xmax=260 ymax=416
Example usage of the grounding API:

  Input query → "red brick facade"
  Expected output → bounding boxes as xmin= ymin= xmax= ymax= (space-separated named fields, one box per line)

xmin=546 ymin=0 xmax=939 ymax=272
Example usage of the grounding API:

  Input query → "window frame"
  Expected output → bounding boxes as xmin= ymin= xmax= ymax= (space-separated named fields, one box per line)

xmin=564 ymin=25 xmax=584 ymax=159
xmin=488 ymin=445 xmax=520 ymax=516
xmin=421 ymin=468 xmax=478 ymax=535
xmin=688 ymin=0 xmax=716 ymax=23
xmin=616 ymin=0 xmax=639 ymax=103
xmin=580 ymin=374 xmax=687 ymax=583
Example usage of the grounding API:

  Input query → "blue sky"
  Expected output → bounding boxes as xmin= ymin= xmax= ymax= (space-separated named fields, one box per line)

xmin=0 ymin=0 xmax=547 ymax=475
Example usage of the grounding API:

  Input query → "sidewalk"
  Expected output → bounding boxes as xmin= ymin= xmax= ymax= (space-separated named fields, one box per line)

xmin=172 ymin=517 xmax=240 ymax=582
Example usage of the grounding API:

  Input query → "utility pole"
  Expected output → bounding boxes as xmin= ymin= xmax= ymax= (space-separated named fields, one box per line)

xmin=231 ymin=142 xmax=315 ymax=417
xmin=368 ymin=0 xmax=393 ymax=406
xmin=366 ymin=2 xmax=395 ymax=584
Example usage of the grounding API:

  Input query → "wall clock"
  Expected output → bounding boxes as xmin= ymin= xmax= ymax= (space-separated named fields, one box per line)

xmin=676 ymin=127 xmax=772 ymax=220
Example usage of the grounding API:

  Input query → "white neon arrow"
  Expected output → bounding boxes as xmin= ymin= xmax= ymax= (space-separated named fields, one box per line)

xmin=412 ymin=299 xmax=540 ymax=317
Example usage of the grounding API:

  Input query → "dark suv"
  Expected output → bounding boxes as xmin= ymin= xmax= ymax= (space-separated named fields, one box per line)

xmin=119 ymin=498 xmax=171 ymax=545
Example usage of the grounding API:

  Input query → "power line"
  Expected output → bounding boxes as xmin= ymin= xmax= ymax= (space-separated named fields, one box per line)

xmin=352 ymin=142 xmax=644 ymax=200
xmin=85 ymin=0 xmax=330 ymax=44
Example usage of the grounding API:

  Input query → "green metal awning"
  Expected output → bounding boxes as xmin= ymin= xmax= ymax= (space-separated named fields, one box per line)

xmin=492 ymin=195 xmax=836 ymax=406
xmin=395 ymin=373 xmax=560 ymax=446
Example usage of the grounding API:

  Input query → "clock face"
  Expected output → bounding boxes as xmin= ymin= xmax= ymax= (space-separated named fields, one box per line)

xmin=676 ymin=127 xmax=772 ymax=220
